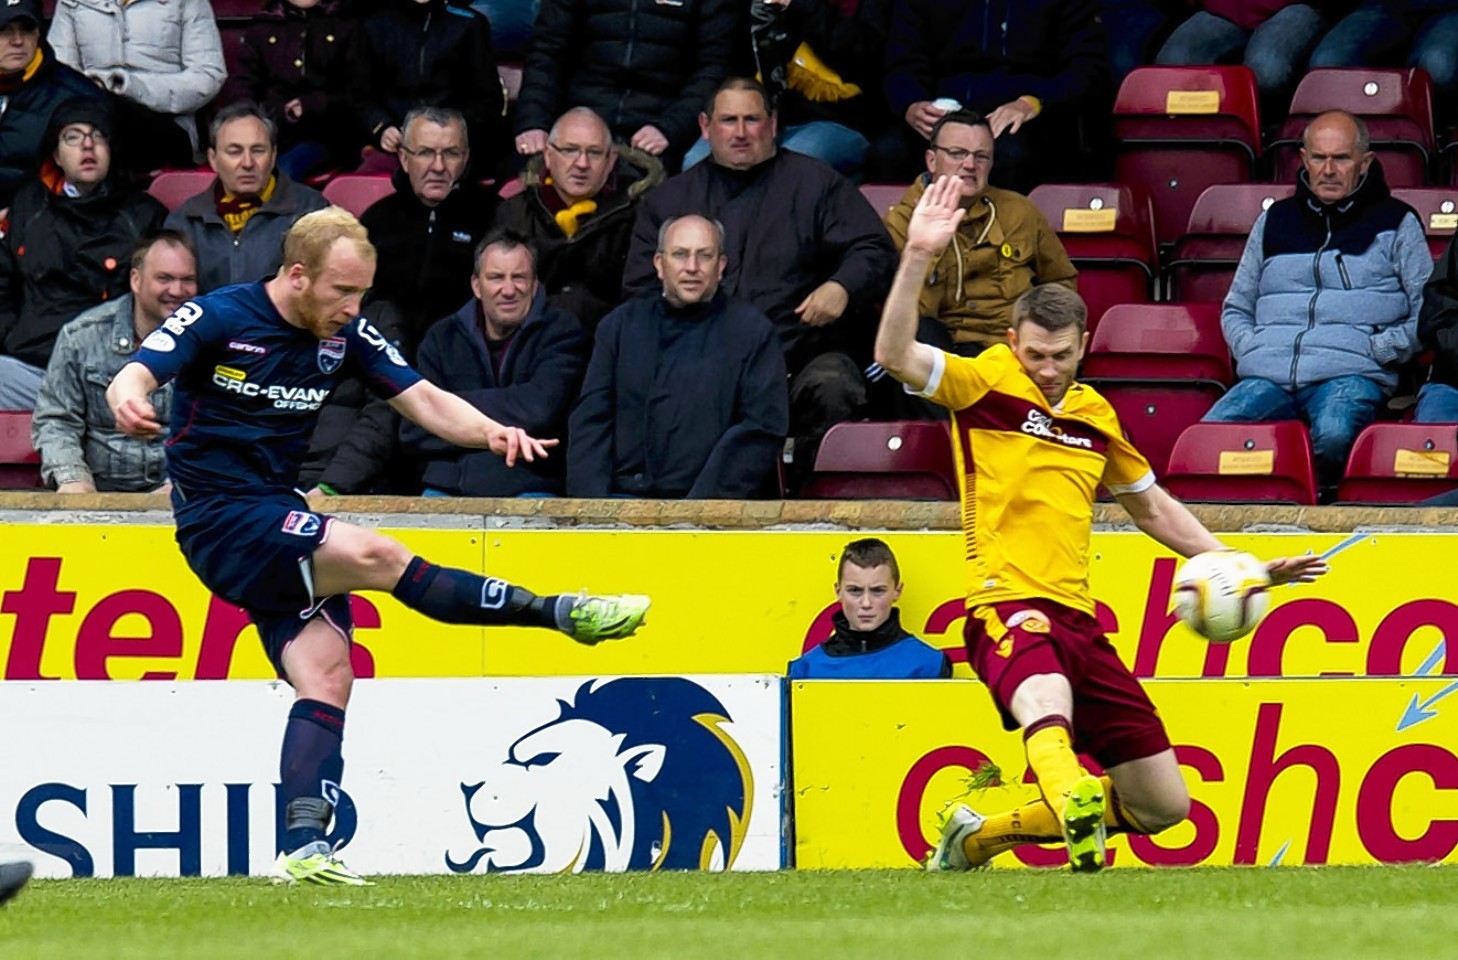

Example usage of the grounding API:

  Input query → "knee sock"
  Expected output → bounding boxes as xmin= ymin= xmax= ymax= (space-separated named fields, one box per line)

xmin=391 ymin=557 xmax=573 ymax=630
xmin=1023 ymin=715 xmax=1085 ymax=809
xmin=280 ymin=699 xmax=346 ymax=854
xmin=959 ymin=799 xmax=1064 ymax=867
xmin=1100 ymin=775 xmax=1156 ymax=835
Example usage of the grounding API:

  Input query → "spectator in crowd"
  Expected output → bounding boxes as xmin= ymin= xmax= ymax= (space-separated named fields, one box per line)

xmin=571 ymin=214 xmax=788 ymax=498
xmin=221 ymin=0 xmax=363 ymax=181
xmin=401 ymin=231 xmax=589 ymax=496
xmin=165 ymin=101 xmax=329 ymax=293
xmin=48 ymin=0 xmax=224 ymax=171
xmin=626 ymin=78 xmax=896 ymax=489
xmin=0 ymin=99 xmax=166 ymax=410
xmin=470 ymin=0 xmax=536 ymax=60
xmin=877 ymin=0 xmax=1109 ymax=191
xmin=1205 ymin=111 xmax=1430 ymax=495
xmin=495 ymin=107 xmax=664 ymax=331
xmin=31 ymin=232 xmax=196 ymax=492
xmin=688 ymin=0 xmax=891 ymax=179
xmin=1308 ymin=2 xmax=1458 ymax=126
xmin=1155 ymin=1 xmax=1327 ymax=115
xmin=351 ymin=0 xmax=505 ymax=177
xmin=362 ymin=106 xmax=498 ymax=349
xmin=0 ymin=0 xmax=102 ymax=208
xmin=788 ymin=537 xmax=951 ymax=679
xmin=883 ymin=111 xmax=1076 ymax=357
xmin=1414 ymin=232 xmax=1458 ymax=422
xmin=1101 ymin=0 xmax=1179 ymax=84
xmin=512 ymin=0 xmax=737 ymax=164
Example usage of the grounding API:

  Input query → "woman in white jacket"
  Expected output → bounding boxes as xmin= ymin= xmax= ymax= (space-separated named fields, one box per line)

xmin=48 ymin=0 xmax=225 ymax=171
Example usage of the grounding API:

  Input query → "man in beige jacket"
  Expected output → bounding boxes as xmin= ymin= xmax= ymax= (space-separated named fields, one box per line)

xmin=884 ymin=110 xmax=1077 ymax=356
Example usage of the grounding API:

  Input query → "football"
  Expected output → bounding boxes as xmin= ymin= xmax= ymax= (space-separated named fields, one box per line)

xmin=1172 ymin=549 xmax=1272 ymax=644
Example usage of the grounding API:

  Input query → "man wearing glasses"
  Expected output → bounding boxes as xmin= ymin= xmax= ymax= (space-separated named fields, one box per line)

xmin=883 ymin=111 xmax=1076 ymax=359
xmin=496 ymin=107 xmax=664 ymax=331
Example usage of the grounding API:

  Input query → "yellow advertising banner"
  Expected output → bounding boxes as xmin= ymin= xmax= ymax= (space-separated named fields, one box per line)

xmin=791 ymin=678 xmax=1458 ymax=868
xmin=3 ymin=525 xmax=1458 ymax=680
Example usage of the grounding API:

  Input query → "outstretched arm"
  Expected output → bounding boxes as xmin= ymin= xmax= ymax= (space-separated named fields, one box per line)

xmin=107 ymin=362 xmax=164 ymax=438
xmin=390 ymin=379 xmax=555 ymax=467
xmin=1117 ymin=483 xmax=1329 ymax=585
xmin=873 ymin=175 xmax=965 ymax=393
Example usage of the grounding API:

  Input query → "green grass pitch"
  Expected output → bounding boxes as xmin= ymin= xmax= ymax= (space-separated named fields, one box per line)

xmin=2 ymin=867 xmax=1454 ymax=959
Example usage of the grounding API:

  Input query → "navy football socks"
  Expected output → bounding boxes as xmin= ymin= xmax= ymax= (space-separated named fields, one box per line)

xmin=391 ymin=557 xmax=572 ymax=630
xmin=280 ymin=698 xmax=345 ymax=854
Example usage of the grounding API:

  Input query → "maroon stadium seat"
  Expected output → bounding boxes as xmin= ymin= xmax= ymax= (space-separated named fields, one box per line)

xmin=1083 ymin=303 xmax=1232 ymax=384
xmin=1112 ymin=66 xmax=1262 ymax=249
xmin=1167 ymin=183 xmax=1295 ymax=302
xmin=1028 ymin=182 xmax=1156 ymax=335
xmin=146 ymin=169 xmax=216 ymax=212
xmin=799 ymin=420 xmax=957 ymax=500
xmin=322 ymin=174 xmax=396 ymax=218
xmin=1336 ymin=423 xmax=1458 ymax=503
xmin=859 ymin=182 xmax=908 ymax=218
xmin=1097 ymin=383 xmax=1219 ymax=478
xmin=1391 ymin=187 xmax=1458 ymax=258
xmin=1271 ymin=68 xmax=1435 ymax=187
xmin=1164 ymin=421 xmax=1318 ymax=504
xmin=0 ymin=410 xmax=42 ymax=489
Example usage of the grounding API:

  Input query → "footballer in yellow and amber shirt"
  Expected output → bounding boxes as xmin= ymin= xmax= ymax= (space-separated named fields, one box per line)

xmin=913 ymin=344 xmax=1155 ymax=618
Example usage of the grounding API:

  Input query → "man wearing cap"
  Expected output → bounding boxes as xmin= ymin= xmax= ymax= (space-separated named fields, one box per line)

xmin=0 ymin=0 xmax=102 ymax=208
xmin=0 ymin=97 xmax=166 ymax=409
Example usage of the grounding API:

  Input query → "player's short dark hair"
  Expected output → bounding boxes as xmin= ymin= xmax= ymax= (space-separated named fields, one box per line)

xmin=209 ymin=99 xmax=276 ymax=149
xmin=704 ymin=76 xmax=774 ymax=118
xmin=473 ymin=228 xmax=538 ymax=277
xmin=1012 ymin=284 xmax=1087 ymax=335
xmin=929 ymin=110 xmax=992 ymax=148
xmin=838 ymin=538 xmax=901 ymax=584
xmin=131 ymin=229 xmax=195 ymax=272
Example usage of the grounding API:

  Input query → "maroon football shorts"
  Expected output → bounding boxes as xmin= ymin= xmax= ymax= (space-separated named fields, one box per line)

xmin=964 ymin=597 xmax=1171 ymax=768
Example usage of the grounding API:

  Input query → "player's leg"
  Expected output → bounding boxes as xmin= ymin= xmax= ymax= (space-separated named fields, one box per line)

xmin=1103 ymin=749 xmax=1190 ymax=836
xmin=310 ymin=518 xmax=648 ymax=642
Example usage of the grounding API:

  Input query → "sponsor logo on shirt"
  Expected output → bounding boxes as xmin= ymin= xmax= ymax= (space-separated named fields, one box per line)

xmin=228 ymin=340 xmax=267 ymax=355
xmin=211 ymin=367 xmax=330 ymax=410
xmin=1020 ymin=409 xmax=1092 ymax=450
xmin=318 ymin=337 xmax=346 ymax=374
xmin=281 ymin=510 xmax=322 ymax=537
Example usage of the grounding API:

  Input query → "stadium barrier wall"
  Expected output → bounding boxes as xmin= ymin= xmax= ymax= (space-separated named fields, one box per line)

xmin=0 ymin=676 xmax=785 ymax=878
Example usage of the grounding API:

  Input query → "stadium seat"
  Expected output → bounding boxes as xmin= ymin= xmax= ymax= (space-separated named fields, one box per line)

xmin=1112 ymin=66 xmax=1262 ymax=249
xmin=0 ymin=410 xmax=42 ymax=489
xmin=799 ymin=420 xmax=957 ymax=500
xmin=1083 ymin=302 xmax=1233 ymax=384
xmin=1028 ymin=182 xmax=1157 ymax=334
xmin=1163 ymin=421 xmax=1318 ymax=504
xmin=146 ymin=169 xmax=215 ymax=212
xmin=1167 ymin=183 xmax=1295 ymax=302
xmin=1391 ymin=187 xmax=1458 ymax=258
xmin=1097 ymin=383 xmax=1220 ymax=478
xmin=321 ymin=174 xmax=395 ymax=217
xmin=1270 ymin=68 xmax=1435 ymax=187
xmin=1336 ymin=422 xmax=1458 ymax=503
xmin=858 ymin=183 xmax=908 ymax=217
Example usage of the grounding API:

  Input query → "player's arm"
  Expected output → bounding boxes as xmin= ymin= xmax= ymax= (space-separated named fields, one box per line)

xmin=389 ymin=378 xmax=556 ymax=466
xmin=1117 ymin=483 xmax=1329 ymax=585
xmin=873 ymin=175 xmax=964 ymax=393
xmin=106 ymin=362 xmax=164 ymax=438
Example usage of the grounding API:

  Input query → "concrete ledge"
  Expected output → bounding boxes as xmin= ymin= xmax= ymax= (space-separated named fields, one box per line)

xmin=1 ymin=491 xmax=1456 ymax=532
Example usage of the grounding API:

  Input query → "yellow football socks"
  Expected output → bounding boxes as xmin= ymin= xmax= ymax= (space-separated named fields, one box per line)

xmin=1024 ymin=719 xmax=1082 ymax=807
xmin=959 ymin=800 xmax=1063 ymax=867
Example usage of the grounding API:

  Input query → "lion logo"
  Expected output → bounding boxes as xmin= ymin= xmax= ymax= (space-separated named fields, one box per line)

xmin=444 ymin=678 xmax=753 ymax=874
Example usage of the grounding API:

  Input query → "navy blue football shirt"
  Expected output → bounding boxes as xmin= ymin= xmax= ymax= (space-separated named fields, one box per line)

xmin=132 ymin=281 xmax=421 ymax=495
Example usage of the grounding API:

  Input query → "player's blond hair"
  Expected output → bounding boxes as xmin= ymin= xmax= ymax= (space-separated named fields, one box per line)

xmin=281 ymin=207 xmax=376 ymax=279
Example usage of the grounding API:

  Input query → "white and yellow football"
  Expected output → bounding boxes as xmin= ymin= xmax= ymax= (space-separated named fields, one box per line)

xmin=1171 ymin=549 xmax=1272 ymax=644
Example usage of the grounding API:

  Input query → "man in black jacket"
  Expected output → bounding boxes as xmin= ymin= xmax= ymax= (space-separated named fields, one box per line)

xmin=625 ymin=77 xmax=896 ymax=489
xmin=571 ymin=214 xmax=788 ymax=499
xmin=0 ymin=0 xmax=103 ymax=207
xmin=496 ymin=107 xmax=664 ymax=332
xmin=0 ymin=97 xmax=165 ymax=409
xmin=400 ymin=230 xmax=588 ymax=496
xmin=512 ymin=0 xmax=738 ymax=163
xmin=1415 ymin=232 xmax=1458 ymax=423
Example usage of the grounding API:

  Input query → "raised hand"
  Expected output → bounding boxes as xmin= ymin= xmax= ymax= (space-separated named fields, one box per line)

xmin=905 ymin=174 xmax=966 ymax=258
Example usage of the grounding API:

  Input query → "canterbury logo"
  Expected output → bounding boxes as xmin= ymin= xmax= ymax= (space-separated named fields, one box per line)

xmin=1020 ymin=409 xmax=1092 ymax=449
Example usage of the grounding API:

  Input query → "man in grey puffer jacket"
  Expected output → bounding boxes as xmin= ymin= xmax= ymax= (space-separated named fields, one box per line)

xmin=1203 ymin=110 xmax=1431 ymax=492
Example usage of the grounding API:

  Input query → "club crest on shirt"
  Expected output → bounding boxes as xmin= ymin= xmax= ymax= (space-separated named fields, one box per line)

xmin=318 ymin=336 xmax=346 ymax=374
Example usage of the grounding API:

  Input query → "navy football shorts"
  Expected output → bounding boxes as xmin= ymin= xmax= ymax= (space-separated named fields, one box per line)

xmin=173 ymin=489 xmax=354 ymax=679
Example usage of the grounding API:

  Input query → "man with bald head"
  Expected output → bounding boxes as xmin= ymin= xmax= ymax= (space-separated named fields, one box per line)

xmin=1205 ymin=109 xmax=1432 ymax=498
xmin=568 ymin=214 xmax=787 ymax=498
xmin=495 ymin=106 xmax=664 ymax=330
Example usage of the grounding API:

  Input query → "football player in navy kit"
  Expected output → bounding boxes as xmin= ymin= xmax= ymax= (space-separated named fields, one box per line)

xmin=107 ymin=207 xmax=650 ymax=886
